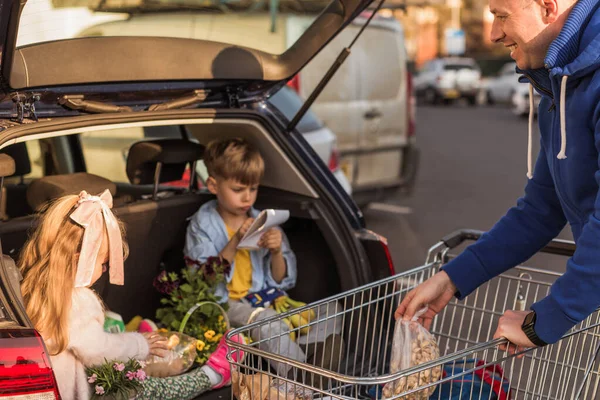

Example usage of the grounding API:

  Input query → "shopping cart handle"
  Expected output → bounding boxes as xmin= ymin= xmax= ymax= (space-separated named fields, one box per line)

xmin=442 ymin=229 xmax=483 ymax=249
xmin=441 ymin=229 xmax=576 ymax=257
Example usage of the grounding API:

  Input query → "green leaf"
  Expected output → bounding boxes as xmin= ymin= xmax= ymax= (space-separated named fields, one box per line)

xmin=180 ymin=284 xmax=193 ymax=293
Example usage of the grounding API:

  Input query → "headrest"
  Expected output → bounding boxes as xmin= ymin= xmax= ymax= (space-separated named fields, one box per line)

xmin=0 ymin=154 xmax=15 ymax=178
xmin=126 ymin=139 xmax=204 ymax=185
xmin=0 ymin=143 xmax=31 ymax=177
xmin=26 ymin=173 xmax=117 ymax=210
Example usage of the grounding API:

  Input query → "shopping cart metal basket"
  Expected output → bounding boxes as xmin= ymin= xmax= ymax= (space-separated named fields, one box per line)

xmin=225 ymin=230 xmax=600 ymax=399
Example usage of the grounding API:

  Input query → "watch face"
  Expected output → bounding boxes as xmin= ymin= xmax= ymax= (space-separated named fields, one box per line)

xmin=524 ymin=311 xmax=535 ymax=326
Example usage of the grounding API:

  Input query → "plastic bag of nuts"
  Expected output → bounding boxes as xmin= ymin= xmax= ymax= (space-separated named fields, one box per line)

xmin=382 ymin=307 xmax=442 ymax=399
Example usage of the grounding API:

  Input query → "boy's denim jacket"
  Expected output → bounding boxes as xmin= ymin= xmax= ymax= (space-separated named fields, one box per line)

xmin=184 ymin=200 xmax=297 ymax=302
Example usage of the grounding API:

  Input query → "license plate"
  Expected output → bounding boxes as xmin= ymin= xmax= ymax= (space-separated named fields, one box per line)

xmin=445 ymin=89 xmax=460 ymax=98
xmin=340 ymin=160 xmax=352 ymax=180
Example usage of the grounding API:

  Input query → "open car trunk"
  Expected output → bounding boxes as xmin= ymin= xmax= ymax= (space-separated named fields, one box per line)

xmin=0 ymin=0 xmax=373 ymax=97
xmin=0 ymin=110 xmax=371 ymax=322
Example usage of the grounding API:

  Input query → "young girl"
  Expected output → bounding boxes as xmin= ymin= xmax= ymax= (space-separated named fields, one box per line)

xmin=19 ymin=189 xmax=244 ymax=400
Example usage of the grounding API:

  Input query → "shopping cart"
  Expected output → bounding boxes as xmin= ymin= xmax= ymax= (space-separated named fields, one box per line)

xmin=225 ymin=230 xmax=600 ymax=399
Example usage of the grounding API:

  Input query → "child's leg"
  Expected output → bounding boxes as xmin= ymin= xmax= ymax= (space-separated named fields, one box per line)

xmin=136 ymin=367 xmax=212 ymax=400
xmin=228 ymin=300 xmax=306 ymax=377
xmin=136 ymin=332 xmax=246 ymax=399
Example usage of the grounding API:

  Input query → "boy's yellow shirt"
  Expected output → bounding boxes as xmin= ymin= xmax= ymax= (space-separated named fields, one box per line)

xmin=225 ymin=225 xmax=253 ymax=300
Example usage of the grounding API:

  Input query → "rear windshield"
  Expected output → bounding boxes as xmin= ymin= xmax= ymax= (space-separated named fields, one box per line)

xmin=268 ymin=86 xmax=323 ymax=133
xmin=18 ymin=0 xmax=331 ymax=55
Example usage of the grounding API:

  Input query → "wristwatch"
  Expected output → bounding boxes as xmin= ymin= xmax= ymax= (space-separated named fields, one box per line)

xmin=521 ymin=311 xmax=547 ymax=347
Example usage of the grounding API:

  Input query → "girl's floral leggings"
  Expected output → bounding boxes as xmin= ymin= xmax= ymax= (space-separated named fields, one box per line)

xmin=135 ymin=367 xmax=212 ymax=400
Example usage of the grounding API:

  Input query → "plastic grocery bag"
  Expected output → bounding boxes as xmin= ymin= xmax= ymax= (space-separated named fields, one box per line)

xmin=144 ymin=331 xmax=197 ymax=377
xmin=382 ymin=307 xmax=442 ymax=399
xmin=232 ymin=370 xmax=270 ymax=400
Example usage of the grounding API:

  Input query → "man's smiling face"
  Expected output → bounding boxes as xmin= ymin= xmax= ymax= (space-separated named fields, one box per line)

xmin=489 ymin=0 xmax=556 ymax=69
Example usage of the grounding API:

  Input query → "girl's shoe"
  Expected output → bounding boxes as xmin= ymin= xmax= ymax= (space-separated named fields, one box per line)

xmin=205 ymin=332 xmax=246 ymax=389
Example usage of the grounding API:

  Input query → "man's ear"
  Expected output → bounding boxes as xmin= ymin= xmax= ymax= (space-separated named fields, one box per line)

xmin=206 ymin=176 xmax=218 ymax=195
xmin=540 ymin=0 xmax=559 ymax=23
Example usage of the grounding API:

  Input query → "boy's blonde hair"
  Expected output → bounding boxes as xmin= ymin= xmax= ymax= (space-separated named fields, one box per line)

xmin=19 ymin=194 xmax=129 ymax=355
xmin=204 ymin=138 xmax=264 ymax=185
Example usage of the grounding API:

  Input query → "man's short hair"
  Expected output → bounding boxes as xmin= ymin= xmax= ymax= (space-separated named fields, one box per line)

xmin=204 ymin=138 xmax=265 ymax=185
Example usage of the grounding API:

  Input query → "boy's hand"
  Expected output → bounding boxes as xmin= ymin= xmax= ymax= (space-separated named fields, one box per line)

xmin=259 ymin=228 xmax=283 ymax=254
xmin=236 ymin=218 xmax=255 ymax=241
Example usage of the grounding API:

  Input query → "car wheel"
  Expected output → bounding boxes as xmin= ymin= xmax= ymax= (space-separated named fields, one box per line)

xmin=511 ymin=90 xmax=528 ymax=117
xmin=424 ymin=88 xmax=439 ymax=105
xmin=486 ymin=90 xmax=495 ymax=105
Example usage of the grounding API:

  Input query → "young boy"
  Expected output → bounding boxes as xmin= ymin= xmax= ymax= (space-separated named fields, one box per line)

xmin=185 ymin=138 xmax=343 ymax=380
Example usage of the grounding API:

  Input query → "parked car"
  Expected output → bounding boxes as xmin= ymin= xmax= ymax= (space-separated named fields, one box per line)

xmin=510 ymin=82 xmax=542 ymax=118
xmin=0 ymin=0 xmax=397 ymax=398
xmin=484 ymin=62 xmax=518 ymax=104
xmin=267 ymin=86 xmax=352 ymax=195
xmin=77 ymin=10 xmax=418 ymax=206
xmin=480 ymin=62 xmax=541 ymax=117
xmin=414 ymin=57 xmax=482 ymax=105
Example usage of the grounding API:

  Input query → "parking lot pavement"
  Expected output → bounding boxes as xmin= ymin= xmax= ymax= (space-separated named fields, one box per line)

xmin=364 ymin=104 xmax=572 ymax=275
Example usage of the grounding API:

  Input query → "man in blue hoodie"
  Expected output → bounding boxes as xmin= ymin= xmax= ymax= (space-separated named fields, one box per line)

xmin=396 ymin=0 xmax=600 ymax=351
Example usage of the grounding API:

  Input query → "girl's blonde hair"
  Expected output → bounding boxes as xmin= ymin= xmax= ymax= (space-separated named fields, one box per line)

xmin=19 ymin=194 xmax=128 ymax=355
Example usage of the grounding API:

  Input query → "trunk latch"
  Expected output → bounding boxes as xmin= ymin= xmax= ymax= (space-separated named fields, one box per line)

xmin=11 ymin=93 xmax=40 ymax=123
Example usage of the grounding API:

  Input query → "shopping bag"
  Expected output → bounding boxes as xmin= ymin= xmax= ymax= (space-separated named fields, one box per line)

xmin=429 ymin=359 xmax=511 ymax=400
xmin=382 ymin=307 xmax=442 ymax=399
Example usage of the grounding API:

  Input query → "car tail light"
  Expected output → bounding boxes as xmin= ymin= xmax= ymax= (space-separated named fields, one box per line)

xmin=0 ymin=329 xmax=60 ymax=399
xmin=380 ymin=236 xmax=396 ymax=276
xmin=367 ymin=230 xmax=396 ymax=276
xmin=287 ymin=74 xmax=301 ymax=94
xmin=328 ymin=147 xmax=340 ymax=172
xmin=407 ymin=71 xmax=416 ymax=138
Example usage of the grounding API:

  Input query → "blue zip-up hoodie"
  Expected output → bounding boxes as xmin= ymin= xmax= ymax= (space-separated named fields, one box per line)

xmin=443 ymin=0 xmax=600 ymax=344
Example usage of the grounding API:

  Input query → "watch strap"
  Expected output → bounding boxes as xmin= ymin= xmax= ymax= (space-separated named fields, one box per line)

xmin=522 ymin=311 xmax=547 ymax=347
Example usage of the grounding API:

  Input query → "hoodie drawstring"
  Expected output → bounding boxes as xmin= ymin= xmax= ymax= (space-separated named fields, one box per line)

xmin=558 ymin=75 xmax=568 ymax=159
xmin=526 ymin=75 xmax=568 ymax=179
xmin=527 ymin=84 xmax=534 ymax=179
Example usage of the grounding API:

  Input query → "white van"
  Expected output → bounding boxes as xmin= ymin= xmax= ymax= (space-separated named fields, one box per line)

xmin=79 ymin=10 xmax=419 ymax=205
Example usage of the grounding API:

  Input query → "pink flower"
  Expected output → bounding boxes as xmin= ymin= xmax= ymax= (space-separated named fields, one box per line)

xmin=135 ymin=369 xmax=147 ymax=382
xmin=138 ymin=360 xmax=147 ymax=368
xmin=87 ymin=373 xmax=97 ymax=384
xmin=95 ymin=385 xmax=105 ymax=395
xmin=113 ymin=362 xmax=125 ymax=372
xmin=126 ymin=371 xmax=137 ymax=381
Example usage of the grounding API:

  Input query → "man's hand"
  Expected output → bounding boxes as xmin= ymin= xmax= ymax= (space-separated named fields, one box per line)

xmin=493 ymin=310 xmax=536 ymax=355
xmin=394 ymin=271 xmax=457 ymax=330
xmin=258 ymin=228 xmax=283 ymax=253
xmin=236 ymin=218 xmax=255 ymax=241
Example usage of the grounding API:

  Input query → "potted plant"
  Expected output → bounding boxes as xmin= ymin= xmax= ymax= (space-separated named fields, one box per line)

xmin=86 ymin=359 xmax=146 ymax=399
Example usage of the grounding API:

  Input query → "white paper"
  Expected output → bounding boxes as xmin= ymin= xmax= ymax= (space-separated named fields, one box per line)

xmin=237 ymin=209 xmax=290 ymax=250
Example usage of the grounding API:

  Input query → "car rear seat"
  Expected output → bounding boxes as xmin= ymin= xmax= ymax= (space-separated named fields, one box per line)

xmin=0 ymin=173 xmax=119 ymax=260
xmin=96 ymin=139 xmax=211 ymax=322
xmin=0 ymin=142 xmax=35 ymax=219
xmin=0 ymin=139 xmax=208 ymax=323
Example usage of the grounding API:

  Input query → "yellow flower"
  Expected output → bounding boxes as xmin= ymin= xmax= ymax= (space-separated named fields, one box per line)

xmin=196 ymin=340 xmax=206 ymax=352
xmin=211 ymin=333 xmax=223 ymax=343
xmin=218 ymin=315 xmax=224 ymax=322
xmin=157 ymin=328 xmax=168 ymax=333
xmin=204 ymin=330 xmax=216 ymax=340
